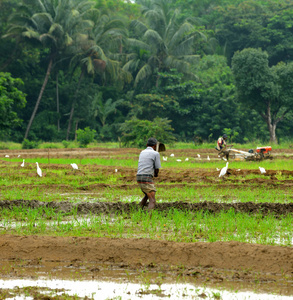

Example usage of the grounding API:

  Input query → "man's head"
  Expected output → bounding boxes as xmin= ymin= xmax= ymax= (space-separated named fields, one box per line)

xmin=147 ymin=137 xmax=157 ymax=147
xmin=223 ymin=134 xmax=228 ymax=140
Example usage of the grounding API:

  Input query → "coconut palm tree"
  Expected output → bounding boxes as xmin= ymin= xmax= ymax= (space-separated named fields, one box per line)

xmin=65 ymin=11 xmax=130 ymax=140
xmin=4 ymin=0 xmax=94 ymax=140
xmin=123 ymin=0 xmax=206 ymax=90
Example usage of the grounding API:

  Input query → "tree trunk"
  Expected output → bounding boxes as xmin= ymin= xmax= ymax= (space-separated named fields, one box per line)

xmin=66 ymin=70 xmax=84 ymax=141
xmin=74 ymin=119 xmax=79 ymax=141
xmin=268 ymin=122 xmax=277 ymax=144
xmin=264 ymin=101 xmax=278 ymax=144
xmin=56 ymin=73 xmax=60 ymax=132
xmin=24 ymin=57 xmax=53 ymax=140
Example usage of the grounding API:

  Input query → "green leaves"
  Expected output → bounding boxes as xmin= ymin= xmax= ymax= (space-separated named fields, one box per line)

xmin=0 ymin=72 xmax=26 ymax=135
xmin=232 ymin=48 xmax=293 ymax=143
xmin=126 ymin=0 xmax=206 ymax=89
xmin=120 ymin=117 xmax=176 ymax=148
xmin=76 ymin=126 xmax=96 ymax=147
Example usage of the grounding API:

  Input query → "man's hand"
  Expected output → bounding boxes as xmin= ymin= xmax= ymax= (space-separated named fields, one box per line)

xmin=154 ymin=169 xmax=159 ymax=177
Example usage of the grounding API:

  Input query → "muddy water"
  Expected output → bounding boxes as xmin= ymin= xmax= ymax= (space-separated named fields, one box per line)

xmin=0 ymin=278 xmax=292 ymax=299
xmin=0 ymin=259 xmax=292 ymax=300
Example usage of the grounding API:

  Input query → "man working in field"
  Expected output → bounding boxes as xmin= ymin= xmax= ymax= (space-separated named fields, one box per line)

xmin=216 ymin=133 xmax=228 ymax=151
xmin=216 ymin=133 xmax=233 ymax=160
xmin=137 ymin=137 xmax=161 ymax=211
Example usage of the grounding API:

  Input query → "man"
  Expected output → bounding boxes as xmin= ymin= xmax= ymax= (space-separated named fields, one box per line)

xmin=137 ymin=137 xmax=161 ymax=210
xmin=216 ymin=134 xmax=228 ymax=151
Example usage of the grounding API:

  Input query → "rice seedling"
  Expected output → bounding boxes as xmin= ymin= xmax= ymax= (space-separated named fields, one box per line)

xmin=0 ymin=206 xmax=291 ymax=246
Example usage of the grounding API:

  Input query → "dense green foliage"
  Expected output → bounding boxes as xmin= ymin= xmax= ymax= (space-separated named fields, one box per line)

xmin=120 ymin=117 xmax=176 ymax=147
xmin=76 ymin=126 xmax=97 ymax=147
xmin=0 ymin=72 xmax=26 ymax=140
xmin=1 ymin=0 xmax=293 ymax=145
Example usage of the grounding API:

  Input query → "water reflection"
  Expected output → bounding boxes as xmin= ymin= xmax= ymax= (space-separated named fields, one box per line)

xmin=0 ymin=279 xmax=291 ymax=300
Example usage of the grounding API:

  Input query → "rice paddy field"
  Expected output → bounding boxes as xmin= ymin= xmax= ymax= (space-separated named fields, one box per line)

xmin=0 ymin=145 xmax=292 ymax=299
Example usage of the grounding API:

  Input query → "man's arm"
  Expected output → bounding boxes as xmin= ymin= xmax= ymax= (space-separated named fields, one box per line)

xmin=154 ymin=169 xmax=159 ymax=177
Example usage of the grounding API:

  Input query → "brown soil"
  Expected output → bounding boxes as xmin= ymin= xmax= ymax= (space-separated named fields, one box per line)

xmin=1 ymin=146 xmax=293 ymax=159
xmin=0 ymin=199 xmax=292 ymax=216
xmin=0 ymin=235 xmax=292 ymax=285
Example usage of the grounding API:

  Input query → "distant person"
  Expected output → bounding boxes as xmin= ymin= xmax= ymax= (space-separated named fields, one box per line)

xmin=216 ymin=134 xmax=228 ymax=151
xmin=136 ymin=137 xmax=161 ymax=211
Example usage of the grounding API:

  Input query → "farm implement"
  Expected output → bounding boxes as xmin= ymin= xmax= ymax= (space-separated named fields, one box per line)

xmin=218 ymin=146 xmax=273 ymax=161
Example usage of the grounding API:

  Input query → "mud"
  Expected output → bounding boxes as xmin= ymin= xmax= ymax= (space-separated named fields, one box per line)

xmin=0 ymin=235 xmax=292 ymax=286
xmin=0 ymin=199 xmax=292 ymax=216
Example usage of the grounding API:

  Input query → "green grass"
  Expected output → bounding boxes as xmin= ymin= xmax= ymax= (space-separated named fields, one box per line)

xmin=0 ymin=207 xmax=291 ymax=246
xmin=0 ymin=145 xmax=292 ymax=247
xmin=1 ymin=140 xmax=293 ymax=151
xmin=4 ymin=154 xmax=293 ymax=171
xmin=1 ymin=178 xmax=292 ymax=204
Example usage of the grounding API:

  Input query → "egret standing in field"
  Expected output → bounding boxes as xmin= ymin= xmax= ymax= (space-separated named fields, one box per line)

xmin=185 ymin=158 xmax=189 ymax=161
xmin=70 ymin=163 xmax=78 ymax=170
xmin=170 ymin=153 xmax=174 ymax=157
xmin=219 ymin=162 xmax=229 ymax=178
xmin=20 ymin=159 xmax=25 ymax=167
xmin=36 ymin=162 xmax=42 ymax=177
xmin=207 ymin=155 xmax=210 ymax=160
xmin=163 ymin=156 xmax=167 ymax=161
xmin=197 ymin=154 xmax=201 ymax=159
xmin=259 ymin=166 xmax=266 ymax=174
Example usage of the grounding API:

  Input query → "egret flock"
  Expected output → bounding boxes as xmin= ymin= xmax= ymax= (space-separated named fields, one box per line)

xmin=4 ymin=154 xmax=80 ymax=177
xmin=4 ymin=152 xmax=267 ymax=179
xmin=163 ymin=152 xmax=267 ymax=179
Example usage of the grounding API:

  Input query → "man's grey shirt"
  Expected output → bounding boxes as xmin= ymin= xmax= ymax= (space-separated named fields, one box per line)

xmin=137 ymin=147 xmax=161 ymax=176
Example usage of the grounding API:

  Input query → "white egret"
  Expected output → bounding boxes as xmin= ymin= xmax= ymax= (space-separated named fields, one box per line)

xmin=5 ymin=155 xmax=9 ymax=158
xmin=115 ymin=169 xmax=118 ymax=172
xmin=163 ymin=156 xmax=167 ymax=161
xmin=197 ymin=154 xmax=201 ymax=159
xmin=259 ymin=166 xmax=266 ymax=174
xmin=71 ymin=163 xmax=78 ymax=170
xmin=176 ymin=159 xmax=182 ymax=162
xmin=236 ymin=169 xmax=241 ymax=172
xmin=216 ymin=168 xmax=220 ymax=171
xmin=207 ymin=156 xmax=210 ymax=160
xmin=170 ymin=153 xmax=174 ymax=157
xmin=185 ymin=158 xmax=189 ymax=161
xmin=18 ymin=155 xmax=21 ymax=158
xmin=219 ymin=162 xmax=229 ymax=178
xmin=20 ymin=159 xmax=25 ymax=167
xmin=36 ymin=162 xmax=42 ymax=177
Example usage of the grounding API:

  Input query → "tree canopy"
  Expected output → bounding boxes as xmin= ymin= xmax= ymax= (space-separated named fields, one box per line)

xmin=0 ymin=72 xmax=26 ymax=139
xmin=2 ymin=0 xmax=293 ymax=145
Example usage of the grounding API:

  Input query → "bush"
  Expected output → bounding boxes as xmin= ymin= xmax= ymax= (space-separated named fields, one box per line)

xmin=62 ymin=140 xmax=70 ymax=148
xmin=41 ymin=142 xmax=63 ymax=149
xmin=22 ymin=139 xmax=39 ymax=149
xmin=76 ymin=127 xmax=96 ymax=148
xmin=120 ymin=117 xmax=176 ymax=148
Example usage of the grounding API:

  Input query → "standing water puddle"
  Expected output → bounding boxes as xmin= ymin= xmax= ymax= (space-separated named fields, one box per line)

xmin=0 ymin=279 xmax=292 ymax=299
